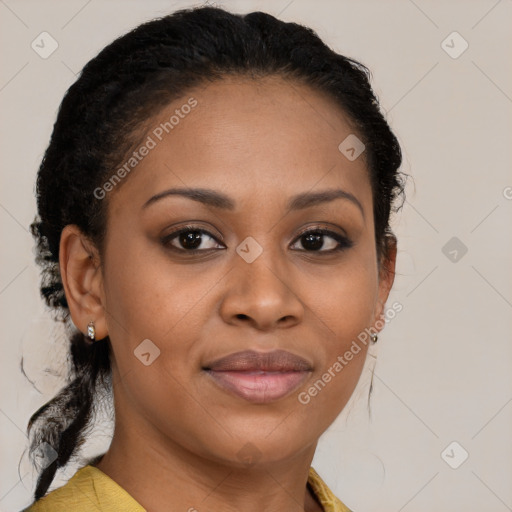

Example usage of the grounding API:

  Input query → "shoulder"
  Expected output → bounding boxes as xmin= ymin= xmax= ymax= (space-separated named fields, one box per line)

xmin=308 ymin=466 xmax=354 ymax=512
xmin=23 ymin=465 xmax=145 ymax=512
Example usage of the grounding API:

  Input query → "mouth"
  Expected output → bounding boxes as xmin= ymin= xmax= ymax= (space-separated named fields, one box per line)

xmin=202 ymin=349 xmax=313 ymax=404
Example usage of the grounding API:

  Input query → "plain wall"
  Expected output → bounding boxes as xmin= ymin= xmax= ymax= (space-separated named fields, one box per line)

xmin=1 ymin=1 xmax=511 ymax=511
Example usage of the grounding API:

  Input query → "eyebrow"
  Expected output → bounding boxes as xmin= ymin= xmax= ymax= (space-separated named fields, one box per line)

xmin=142 ymin=187 xmax=364 ymax=217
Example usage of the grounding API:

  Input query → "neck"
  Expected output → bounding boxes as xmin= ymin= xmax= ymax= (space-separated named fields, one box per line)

xmin=95 ymin=410 xmax=323 ymax=512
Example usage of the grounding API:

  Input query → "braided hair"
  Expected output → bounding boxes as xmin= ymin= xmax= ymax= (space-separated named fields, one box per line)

xmin=25 ymin=5 xmax=404 ymax=502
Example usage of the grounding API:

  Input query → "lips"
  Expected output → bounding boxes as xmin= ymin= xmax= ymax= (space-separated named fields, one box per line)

xmin=204 ymin=349 xmax=312 ymax=372
xmin=203 ymin=349 xmax=312 ymax=403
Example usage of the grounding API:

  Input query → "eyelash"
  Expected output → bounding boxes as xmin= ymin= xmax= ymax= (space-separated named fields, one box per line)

xmin=161 ymin=224 xmax=353 ymax=255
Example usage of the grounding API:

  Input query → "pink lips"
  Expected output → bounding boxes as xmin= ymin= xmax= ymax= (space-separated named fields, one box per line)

xmin=203 ymin=349 xmax=312 ymax=403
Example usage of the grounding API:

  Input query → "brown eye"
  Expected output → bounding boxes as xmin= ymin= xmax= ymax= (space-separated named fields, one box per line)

xmin=291 ymin=228 xmax=353 ymax=253
xmin=162 ymin=226 xmax=224 ymax=252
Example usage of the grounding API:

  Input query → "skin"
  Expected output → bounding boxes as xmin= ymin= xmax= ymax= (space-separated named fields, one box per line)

xmin=59 ymin=76 xmax=396 ymax=512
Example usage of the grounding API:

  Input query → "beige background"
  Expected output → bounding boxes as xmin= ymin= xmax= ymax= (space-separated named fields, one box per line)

xmin=1 ymin=0 xmax=511 ymax=510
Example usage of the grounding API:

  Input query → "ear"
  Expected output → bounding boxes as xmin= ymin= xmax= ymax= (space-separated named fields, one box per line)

xmin=372 ymin=234 xmax=397 ymax=333
xmin=59 ymin=224 xmax=108 ymax=340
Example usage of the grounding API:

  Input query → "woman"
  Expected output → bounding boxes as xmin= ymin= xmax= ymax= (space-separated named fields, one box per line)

xmin=23 ymin=5 xmax=403 ymax=511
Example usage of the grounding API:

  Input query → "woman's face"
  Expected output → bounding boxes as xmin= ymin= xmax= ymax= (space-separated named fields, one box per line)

xmin=97 ymin=76 xmax=395 ymax=466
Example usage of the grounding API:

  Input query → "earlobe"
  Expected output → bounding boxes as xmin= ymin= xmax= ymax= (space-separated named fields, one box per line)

xmin=59 ymin=225 xmax=108 ymax=340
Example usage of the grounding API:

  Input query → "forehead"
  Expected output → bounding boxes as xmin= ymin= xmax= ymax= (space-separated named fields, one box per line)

xmin=107 ymin=76 xmax=372 ymax=215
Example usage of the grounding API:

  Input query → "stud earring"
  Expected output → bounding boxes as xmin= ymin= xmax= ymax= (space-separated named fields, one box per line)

xmin=87 ymin=321 xmax=96 ymax=341
xmin=370 ymin=333 xmax=378 ymax=344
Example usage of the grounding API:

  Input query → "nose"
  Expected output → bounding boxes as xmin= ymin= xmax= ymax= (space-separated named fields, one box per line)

xmin=219 ymin=248 xmax=304 ymax=331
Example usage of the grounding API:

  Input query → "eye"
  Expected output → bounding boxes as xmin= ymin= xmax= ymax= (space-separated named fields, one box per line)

xmin=161 ymin=225 xmax=225 ymax=252
xmin=290 ymin=227 xmax=353 ymax=253
xmin=161 ymin=225 xmax=352 ymax=254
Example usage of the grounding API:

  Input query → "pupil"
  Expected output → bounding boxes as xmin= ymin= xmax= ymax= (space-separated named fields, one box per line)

xmin=303 ymin=233 xmax=323 ymax=251
xmin=181 ymin=231 xmax=202 ymax=249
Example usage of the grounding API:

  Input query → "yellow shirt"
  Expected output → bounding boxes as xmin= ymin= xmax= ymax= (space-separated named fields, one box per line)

xmin=24 ymin=465 xmax=353 ymax=512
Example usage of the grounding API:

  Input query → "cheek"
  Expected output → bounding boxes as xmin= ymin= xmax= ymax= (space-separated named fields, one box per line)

xmin=310 ymin=250 xmax=378 ymax=344
xmin=103 ymin=232 xmax=185 ymax=331
xmin=292 ymin=269 xmax=376 ymax=441
xmin=302 ymin=249 xmax=378 ymax=399
xmin=100 ymin=240 xmax=211 ymax=427
xmin=101 ymin=235 xmax=222 ymax=371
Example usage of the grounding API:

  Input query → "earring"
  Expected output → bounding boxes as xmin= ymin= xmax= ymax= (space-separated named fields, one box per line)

xmin=87 ymin=321 xmax=96 ymax=341
xmin=370 ymin=333 xmax=378 ymax=344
